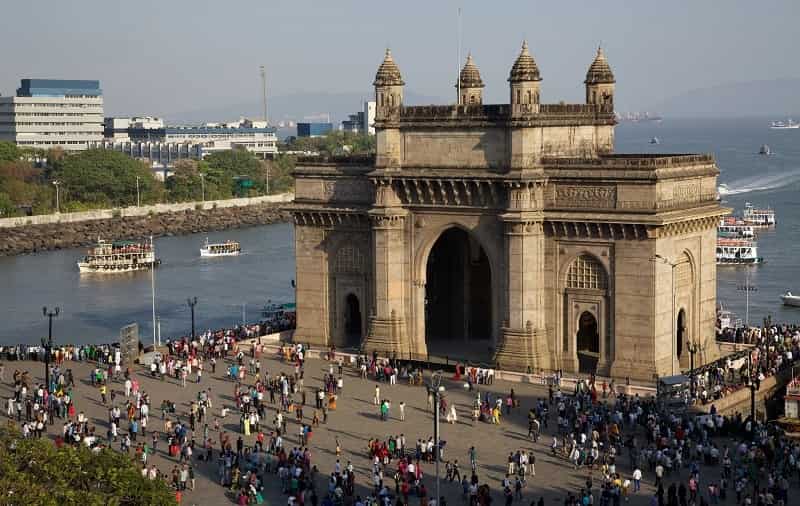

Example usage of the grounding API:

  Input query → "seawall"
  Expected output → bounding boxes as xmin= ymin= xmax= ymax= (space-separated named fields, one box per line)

xmin=0 ymin=194 xmax=293 ymax=256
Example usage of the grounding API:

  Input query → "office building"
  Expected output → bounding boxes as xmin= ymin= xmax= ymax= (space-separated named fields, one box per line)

xmin=297 ymin=122 xmax=333 ymax=138
xmin=94 ymin=117 xmax=278 ymax=165
xmin=341 ymin=101 xmax=376 ymax=135
xmin=0 ymin=79 xmax=104 ymax=150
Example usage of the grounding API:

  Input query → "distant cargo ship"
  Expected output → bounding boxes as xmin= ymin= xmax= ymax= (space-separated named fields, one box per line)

xmin=770 ymin=119 xmax=799 ymax=129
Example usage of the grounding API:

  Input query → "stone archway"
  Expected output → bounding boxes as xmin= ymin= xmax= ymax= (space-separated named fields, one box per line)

xmin=343 ymin=293 xmax=362 ymax=349
xmin=577 ymin=311 xmax=600 ymax=374
xmin=424 ymin=227 xmax=492 ymax=360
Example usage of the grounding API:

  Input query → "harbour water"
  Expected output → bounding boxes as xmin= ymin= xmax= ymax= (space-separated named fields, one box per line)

xmin=2 ymin=117 xmax=800 ymax=344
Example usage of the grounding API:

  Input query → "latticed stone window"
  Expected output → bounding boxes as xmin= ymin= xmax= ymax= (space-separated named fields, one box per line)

xmin=566 ymin=255 xmax=607 ymax=290
xmin=335 ymin=246 xmax=364 ymax=274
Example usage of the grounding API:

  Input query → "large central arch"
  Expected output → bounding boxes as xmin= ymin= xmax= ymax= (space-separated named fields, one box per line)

xmin=424 ymin=227 xmax=492 ymax=360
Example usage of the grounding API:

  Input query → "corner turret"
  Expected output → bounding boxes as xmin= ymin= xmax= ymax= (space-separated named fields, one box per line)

xmin=508 ymin=41 xmax=542 ymax=116
xmin=457 ymin=54 xmax=485 ymax=105
xmin=585 ymin=46 xmax=615 ymax=107
xmin=374 ymin=48 xmax=404 ymax=120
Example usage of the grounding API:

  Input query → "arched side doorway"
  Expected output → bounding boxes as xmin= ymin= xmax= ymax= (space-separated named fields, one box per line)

xmin=562 ymin=254 xmax=611 ymax=376
xmin=424 ymin=228 xmax=492 ymax=360
xmin=576 ymin=311 xmax=600 ymax=374
xmin=676 ymin=308 xmax=686 ymax=360
xmin=344 ymin=293 xmax=362 ymax=349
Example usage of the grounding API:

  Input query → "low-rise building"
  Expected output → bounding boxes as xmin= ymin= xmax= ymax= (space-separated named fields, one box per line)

xmin=0 ymin=79 xmax=104 ymax=150
xmin=94 ymin=116 xmax=278 ymax=165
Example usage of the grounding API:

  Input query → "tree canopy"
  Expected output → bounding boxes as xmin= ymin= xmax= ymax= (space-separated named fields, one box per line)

xmin=0 ymin=141 xmax=20 ymax=163
xmin=0 ymin=426 xmax=175 ymax=506
xmin=52 ymin=149 xmax=159 ymax=207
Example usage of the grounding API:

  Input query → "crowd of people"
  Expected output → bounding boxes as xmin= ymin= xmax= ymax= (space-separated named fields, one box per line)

xmin=2 ymin=318 xmax=800 ymax=506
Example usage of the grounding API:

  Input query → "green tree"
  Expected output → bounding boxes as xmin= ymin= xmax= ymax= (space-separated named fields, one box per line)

xmin=0 ymin=192 xmax=16 ymax=217
xmin=0 ymin=141 xmax=20 ymax=163
xmin=52 ymin=149 xmax=156 ymax=207
xmin=0 ymin=426 xmax=175 ymax=505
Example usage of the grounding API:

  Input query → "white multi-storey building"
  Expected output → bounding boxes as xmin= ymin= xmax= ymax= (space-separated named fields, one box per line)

xmin=0 ymin=79 xmax=104 ymax=150
xmin=94 ymin=117 xmax=278 ymax=165
xmin=341 ymin=101 xmax=376 ymax=135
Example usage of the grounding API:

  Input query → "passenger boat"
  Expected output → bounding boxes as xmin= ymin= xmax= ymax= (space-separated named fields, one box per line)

xmin=200 ymin=238 xmax=241 ymax=257
xmin=742 ymin=202 xmax=776 ymax=227
xmin=716 ymin=238 xmax=763 ymax=265
xmin=781 ymin=291 xmax=800 ymax=307
xmin=716 ymin=304 xmax=739 ymax=330
xmin=78 ymin=239 xmax=159 ymax=273
xmin=717 ymin=217 xmax=755 ymax=238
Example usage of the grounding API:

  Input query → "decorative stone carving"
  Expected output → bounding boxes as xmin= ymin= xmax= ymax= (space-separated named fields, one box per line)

xmin=553 ymin=185 xmax=616 ymax=208
xmin=334 ymin=245 xmax=365 ymax=274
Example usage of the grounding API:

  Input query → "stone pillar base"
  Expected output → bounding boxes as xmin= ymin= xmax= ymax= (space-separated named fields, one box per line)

xmin=494 ymin=326 xmax=540 ymax=373
xmin=609 ymin=359 xmax=656 ymax=384
xmin=362 ymin=314 xmax=407 ymax=358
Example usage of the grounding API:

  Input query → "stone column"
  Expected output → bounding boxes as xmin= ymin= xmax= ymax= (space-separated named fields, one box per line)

xmin=494 ymin=212 xmax=545 ymax=372
xmin=362 ymin=181 xmax=409 ymax=357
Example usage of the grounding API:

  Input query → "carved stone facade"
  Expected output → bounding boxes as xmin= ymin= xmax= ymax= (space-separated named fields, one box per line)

xmin=288 ymin=45 xmax=727 ymax=381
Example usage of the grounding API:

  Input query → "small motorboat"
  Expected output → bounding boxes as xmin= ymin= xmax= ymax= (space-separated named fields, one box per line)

xmin=759 ymin=144 xmax=772 ymax=156
xmin=781 ymin=291 xmax=800 ymax=307
xmin=649 ymin=137 xmax=660 ymax=144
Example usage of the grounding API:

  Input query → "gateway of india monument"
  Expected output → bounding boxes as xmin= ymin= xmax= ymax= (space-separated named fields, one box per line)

xmin=289 ymin=43 xmax=727 ymax=381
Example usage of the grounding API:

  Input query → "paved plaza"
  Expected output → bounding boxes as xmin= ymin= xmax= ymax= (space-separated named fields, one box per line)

xmin=0 ymin=347 xmax=789 ymax=505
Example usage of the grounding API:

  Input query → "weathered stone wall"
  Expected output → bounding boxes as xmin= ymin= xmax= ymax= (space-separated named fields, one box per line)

xmin=0 ymin=202 xmax=290 ymax=256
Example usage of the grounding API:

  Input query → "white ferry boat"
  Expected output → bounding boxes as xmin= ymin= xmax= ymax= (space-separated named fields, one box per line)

xmin=770 ymin=119 xmax=800 ymax=129
xmin=781 ymin=291 xmax=800 ymax=307
xmin=200 ymin=238 xmax=241 ymax=257
xmin=78 ymin=239 xmax=159 ymax=273
xmin=716 ymin=238 xmax=763 ymax=265
xmin=742 ymin=202 xmax=776 ymax=227
xmin=717 ymin=217 xmax=755 ymax=238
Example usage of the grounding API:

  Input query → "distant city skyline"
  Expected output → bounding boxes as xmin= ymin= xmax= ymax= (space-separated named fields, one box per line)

xmin=2 ymin=1 xmax=797 ymax=118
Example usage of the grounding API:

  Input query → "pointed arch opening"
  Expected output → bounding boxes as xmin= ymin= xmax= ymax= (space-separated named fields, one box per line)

xmin=424 ymin=227 xmax=492 ymax=360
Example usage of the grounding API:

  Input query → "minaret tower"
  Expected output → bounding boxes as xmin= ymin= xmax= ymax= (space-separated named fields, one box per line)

xmin=585 ymin=46 xmax=615 ymax=106
xmin=373 ymin=48 xmax=404 ymax=168
xmin=508 ymin=41 xmax=542 ymax=116
xmin=457 ymin=54 xmax=485 ymax=105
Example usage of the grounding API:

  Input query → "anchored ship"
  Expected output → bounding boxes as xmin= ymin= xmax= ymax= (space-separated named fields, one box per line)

xmin=716 ymin=237 xmax=763 ymax=265
xmin=717 ymin=217 xmax=755 ymax=238
xmin=770 ymin=119 xmax=800 ymax=129
xmin=200 ymin=238 xmax=241 ymax=257
xmin=78 ymin=239 xmax=159 ymax=273
xmin=742 ymin=202 xmax=776 ymax=227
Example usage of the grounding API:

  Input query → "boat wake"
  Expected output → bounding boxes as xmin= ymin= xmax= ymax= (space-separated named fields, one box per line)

xmin=718 ymin=168 xmax=800 ymax=196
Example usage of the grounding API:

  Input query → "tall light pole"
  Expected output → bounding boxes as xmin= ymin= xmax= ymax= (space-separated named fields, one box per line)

xmin=686 ymin=340 xmax=705 ymax=399
xmin=135 ymin=176 xmax=141 ymax=207
xmin=42 ymin=306 xmax=60 ymax=390
xmin=52 ymin=180 xmax=61 ymax=213
xmin=428 ymin=371 xmax=445 ymax=506
xmin=187 ymin=297 xmax=198 ymax=340
xmin=260 ymin=65 xmax=268 ymax=125
xmin=651 ymin=254 xmax=690 ymax=376
xmin=150 ymin=236 xmax=157 ymax=348
xmin=737 ymin=269 xmax=757 ymax=327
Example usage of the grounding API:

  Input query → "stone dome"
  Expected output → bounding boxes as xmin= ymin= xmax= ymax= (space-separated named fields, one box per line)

xmin=457 ymin=54 xmax=485 ymax=88
xmin=373 ymin=48 xmax=404 ymax=87
xmin=585 ymin=46 xmax=615 ymax=84
xmin=508 ymin=41 xmax=541 ymax=82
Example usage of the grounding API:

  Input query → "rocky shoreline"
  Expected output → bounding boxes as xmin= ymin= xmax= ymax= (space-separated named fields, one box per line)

xmin=0 ymin=203 xmax=290 ymax=256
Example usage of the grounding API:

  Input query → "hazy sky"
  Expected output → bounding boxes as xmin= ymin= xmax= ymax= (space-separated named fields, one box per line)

xmin=2 ymin=1 xmax=797 ymax=117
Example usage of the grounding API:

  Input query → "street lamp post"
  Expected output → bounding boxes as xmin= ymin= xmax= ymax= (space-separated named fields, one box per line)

xmin=187 ymin=297 xmax=198 ymax=340
xmin=737 ymin=269 xmax=757 ymax=327
xmin=135 ymin=175 xmax=141 ymax=207
xmin=52 ymin=180 xmax=61 ymax=213
xmin=747 ymin=350 xmax=757 ymax=425
xmin=42 ymin=306 xmax=60 ymax=390
xmin=428 ymin=371 xmax=445 ymax=506
xmin=686 ymin=340 xmax=705 ymax=400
